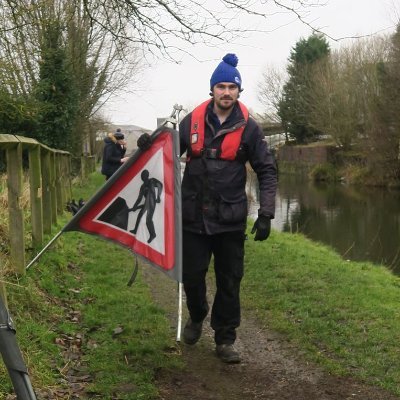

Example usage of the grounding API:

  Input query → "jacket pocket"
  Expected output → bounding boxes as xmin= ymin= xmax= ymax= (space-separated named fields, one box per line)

xmin=218 ymin=195 xmax=248 ymax=223
xmin=182 ymin=193 xmax=199 ymax=223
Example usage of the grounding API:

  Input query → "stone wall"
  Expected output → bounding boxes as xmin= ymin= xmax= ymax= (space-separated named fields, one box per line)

xmin=277 ymin=144 xmax=337 ymax=165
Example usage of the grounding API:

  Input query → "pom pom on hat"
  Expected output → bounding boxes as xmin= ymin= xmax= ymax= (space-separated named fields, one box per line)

xmin=222 ymin=53 xmax=238 ymax=67
xmin=210 ymin=53 xmax=242 ymax=90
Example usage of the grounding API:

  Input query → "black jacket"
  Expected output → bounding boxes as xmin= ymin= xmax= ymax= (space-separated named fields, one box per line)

xmin=101 ymin=136 xmax=126 ymax=178
xmin=179 ymin=100 xmax=277 ymax=234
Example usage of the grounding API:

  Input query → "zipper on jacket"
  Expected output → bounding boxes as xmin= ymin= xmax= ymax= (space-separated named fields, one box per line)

xmin=209 ymin=119 xmax=246 ymax=141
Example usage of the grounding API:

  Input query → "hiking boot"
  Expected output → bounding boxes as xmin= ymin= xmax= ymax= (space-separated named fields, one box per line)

xmin=183 ymin=318 xmax=204 ymax=345
xmin=216 ymin=344 xmax=241 ymax=364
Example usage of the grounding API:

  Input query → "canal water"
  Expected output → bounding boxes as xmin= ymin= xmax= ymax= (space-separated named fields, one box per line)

xmin=247 ymin=174 xmax=400 ymax=274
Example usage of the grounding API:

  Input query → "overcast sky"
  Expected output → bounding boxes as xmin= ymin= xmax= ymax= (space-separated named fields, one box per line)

xmin=104 ymin=0 xmax=398 ymax=131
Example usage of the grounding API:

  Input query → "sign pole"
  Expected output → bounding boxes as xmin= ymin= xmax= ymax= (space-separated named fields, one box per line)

xmin=176 ymin=105 xmax=183 ymax=342
xmin=176 ymin=282 xmax=183 ymax=342
xmin=25 ymin=230 xmax=63 ymax=270
xmin=164 ymin=104 xmax=184 ymax=342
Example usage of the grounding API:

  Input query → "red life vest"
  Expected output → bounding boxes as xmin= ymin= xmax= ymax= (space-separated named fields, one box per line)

xmin=189 ymin=99 xmax=249 ymax=160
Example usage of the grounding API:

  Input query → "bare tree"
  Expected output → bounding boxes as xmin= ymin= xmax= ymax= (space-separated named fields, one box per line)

xmin=368 ymin=23 xmax=400 ymax=184
xmin=0 ymin=0 xmax=140 ymax=99
xmin=0 ymin=1 xmax=41 ymax=96
xmin=0 ymin=0 xmax=141 ymax=153
xmin=0 ymin=0 xmax=332 ymax=152
xmin=258 ymin=65 xmax=287 ymax=123
xmin=63 ymin=0 xmax=142 ymax=153
xmin=307 ymin=36 xmax=390 ymax=149
xmin=78 ymin=0 xmax=328 ymax=60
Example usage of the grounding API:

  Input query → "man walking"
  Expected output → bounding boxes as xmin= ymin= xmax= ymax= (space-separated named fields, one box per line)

xmin=178 ymin=54 xmax=277 ymax=363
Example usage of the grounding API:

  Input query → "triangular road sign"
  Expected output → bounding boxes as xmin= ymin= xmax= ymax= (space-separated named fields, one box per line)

xmin=63 ymin=128 xmax=182 ymax=281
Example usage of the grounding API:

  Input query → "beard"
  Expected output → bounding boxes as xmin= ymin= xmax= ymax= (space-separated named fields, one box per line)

xmin=214 ymin=96 xmax=236 ymax=111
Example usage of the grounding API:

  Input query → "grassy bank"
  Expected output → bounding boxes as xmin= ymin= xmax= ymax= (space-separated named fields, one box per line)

xmin=0 ymin=173 xmax=182 ymax=398
xmin=242 ymin=230 xmax=400 ymax=394
xmin=1 ymin=171 xmax=400 ymax=397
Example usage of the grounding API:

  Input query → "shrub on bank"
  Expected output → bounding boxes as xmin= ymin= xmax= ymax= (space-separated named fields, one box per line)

xmin=309 ymin=163 xmax=340 ymax=182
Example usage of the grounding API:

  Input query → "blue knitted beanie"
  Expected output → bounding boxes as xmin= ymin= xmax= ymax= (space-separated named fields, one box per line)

xmin=210 ymin=53 xmax=242 ymax=90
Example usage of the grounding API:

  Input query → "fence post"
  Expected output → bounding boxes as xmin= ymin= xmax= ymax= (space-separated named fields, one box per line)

xmin=28 ymin=145 xmax=43 ymax=247
xmin=41 ymin=149 xmax=52 ymax=235
xmin=80 ymin=155 xmax=86 ymax=180
xmin=6 ymin=143 xmax=25 ymax=275
xmin=61 ymin=155 xmax=71 ymax=201
xmin=66 ymin=155 xmax=72 ymax=201
xmin=55 ymin=154 xmax=63 ymax=215
xmin=60 ymin=155 xmax=67 ymax=205
xmin=60 ymin=155 xmax=68 ymax=209
xmin=50 ymin=152 xmax=57 ymax=225
xmin=90 ymin=155 xmax=96 ymax=173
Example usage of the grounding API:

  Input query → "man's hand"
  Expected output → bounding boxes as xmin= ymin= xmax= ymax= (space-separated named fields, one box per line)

xmin=251 ymin=215 xmax=271 ymax=241
xmin=137 ymin=133 xmax=152 ymax=150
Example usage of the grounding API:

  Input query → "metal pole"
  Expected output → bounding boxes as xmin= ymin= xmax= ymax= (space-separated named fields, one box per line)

xmin=0 ymin=296 xmax=37 ymax=399
xmin=176 ymin=282 xmax=183 ymax=342
xmin=25 ymin=230 xmax=63 ymax=270
xmin=164 ymin=104 xmax=185 ymax=342
xmin=174 ymin=105 xmax=184 ymax=342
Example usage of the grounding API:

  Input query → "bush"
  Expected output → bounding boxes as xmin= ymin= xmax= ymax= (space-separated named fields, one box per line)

xmin=309 ymin=163 xmax=339 ymax=182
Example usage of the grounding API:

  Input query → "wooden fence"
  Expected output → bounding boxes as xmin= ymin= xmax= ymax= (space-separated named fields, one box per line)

xmin=0 ymin=134 xmax=95 ymax=275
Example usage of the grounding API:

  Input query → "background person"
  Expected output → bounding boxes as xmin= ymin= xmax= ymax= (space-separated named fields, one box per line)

xmin=101 ymin=129 xmax=129 ymax=180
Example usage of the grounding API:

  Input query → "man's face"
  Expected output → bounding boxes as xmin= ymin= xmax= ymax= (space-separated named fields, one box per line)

xmin=212 ymin=82 xmax=240 ymax=111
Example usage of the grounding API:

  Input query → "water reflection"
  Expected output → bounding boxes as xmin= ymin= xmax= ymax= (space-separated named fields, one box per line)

xmin=248 ymin=174 xmax=400 ymax=273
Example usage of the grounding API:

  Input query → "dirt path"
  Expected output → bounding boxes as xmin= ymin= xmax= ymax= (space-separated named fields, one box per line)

xmin=141 ymin=267 xmax=400 ymax=400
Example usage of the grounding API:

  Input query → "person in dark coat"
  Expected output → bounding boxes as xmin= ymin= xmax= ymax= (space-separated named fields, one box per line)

xmin=136 ymin=54 xmax=277 ymax=364
xmin=101 ymin=129 xmax=128 ymax=180
xmin=178 ymin=54 xmax=277 ymax=363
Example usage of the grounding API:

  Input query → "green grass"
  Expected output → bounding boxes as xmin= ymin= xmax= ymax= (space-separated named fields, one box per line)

xmin=242 ymin=229 xmax=400 ymax=394
xmin=2 ymin=170 xmax=400 ymax=397
xmin=0 ymin=172 xmax=182 ymax=399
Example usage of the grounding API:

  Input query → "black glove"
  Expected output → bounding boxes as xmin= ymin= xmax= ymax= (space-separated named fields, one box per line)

xmin=137 ymin=133 xmax=152 ymax=150
xmin=66 ymin=199 xmax=85 ymax=215
xmin=251 ymin=215 xmax=271 ymax=241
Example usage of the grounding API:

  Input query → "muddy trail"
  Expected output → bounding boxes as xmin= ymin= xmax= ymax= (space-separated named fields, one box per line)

xmin=141 ymin=268 xmax=399 ymax=400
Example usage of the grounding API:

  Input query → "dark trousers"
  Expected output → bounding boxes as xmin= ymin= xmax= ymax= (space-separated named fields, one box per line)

xmin=182 ymin=230 xmax=245 ymax=345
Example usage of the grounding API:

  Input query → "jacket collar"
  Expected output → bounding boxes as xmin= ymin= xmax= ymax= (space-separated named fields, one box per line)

xmin=207 ymin=100 xmax=242 ymax=130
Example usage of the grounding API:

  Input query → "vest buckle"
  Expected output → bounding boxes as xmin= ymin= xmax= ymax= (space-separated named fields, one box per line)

xmin=203 ymin=148 xmax=218 ymax=159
